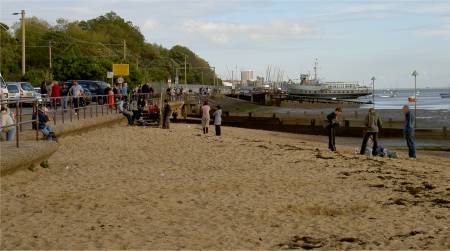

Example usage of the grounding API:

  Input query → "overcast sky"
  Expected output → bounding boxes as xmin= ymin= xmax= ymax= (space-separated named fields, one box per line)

xmin=1 ymin=0 xmax=450 ymax=88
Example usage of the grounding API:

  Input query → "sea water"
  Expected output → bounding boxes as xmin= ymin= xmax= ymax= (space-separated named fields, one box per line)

xmin=359 ymin=88 xmax=450 ymax=110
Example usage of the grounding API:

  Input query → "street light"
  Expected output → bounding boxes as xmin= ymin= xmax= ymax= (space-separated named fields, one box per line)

xmin=13 ymin=10 xmax=26 ymax=76
xmin=371 ymin=76 xmax=376 ymax=107
xmin=412 ymin=70 xmax=418 ymax=128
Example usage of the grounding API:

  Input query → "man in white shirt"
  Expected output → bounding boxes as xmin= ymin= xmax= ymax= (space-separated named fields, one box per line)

xmin=69 ymin=80 xmax=83 ymax=115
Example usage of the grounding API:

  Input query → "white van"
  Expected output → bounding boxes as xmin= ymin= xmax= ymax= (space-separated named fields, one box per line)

xmin=0 ymin=73 xmax=8 ymax=104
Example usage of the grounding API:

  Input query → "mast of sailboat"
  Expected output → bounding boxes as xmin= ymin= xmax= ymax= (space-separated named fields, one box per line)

xmin=313 ymin=58 xmax=318 ymax=80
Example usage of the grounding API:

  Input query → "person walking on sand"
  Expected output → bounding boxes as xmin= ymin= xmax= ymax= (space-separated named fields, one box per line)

xmin=360 ymin=108 xmax=383 ymax=156
xmin=213 ymin=105 xmax=222 ymax=136
xmin=162 ymin=99 xmax=172 ymax=129
xmin=403 ymin=105 xmax=416 ymax=159
xmin=326 ymin=107 xmax=342 ymax=152
xmin=201 ymin=101 xmax=211 ymax=134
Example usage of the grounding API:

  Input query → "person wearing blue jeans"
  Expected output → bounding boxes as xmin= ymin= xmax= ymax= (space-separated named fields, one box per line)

xmin=33 ymin=107 xmax=57 ymax=141
xmin=1 ymin=106 xmax=16 ymax=141
xmin=403 ymin=105 xmax=416 ymax=159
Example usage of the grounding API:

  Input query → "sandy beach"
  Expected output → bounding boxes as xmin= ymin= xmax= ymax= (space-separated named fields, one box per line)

xmin=1 ymin=123 xmax=450 ymax=249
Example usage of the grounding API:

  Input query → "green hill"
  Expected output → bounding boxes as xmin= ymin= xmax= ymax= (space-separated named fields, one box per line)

xmin=0 ymin=12 xmax=220 ymax=87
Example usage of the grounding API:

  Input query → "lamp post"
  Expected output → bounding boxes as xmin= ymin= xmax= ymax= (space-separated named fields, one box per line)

xmin=13 ymin=10 xmax=26 ymax=76
xmin=371 ymin=76 xmax=376 ymax=107
xmin=412 ymin=70 xmax=418 ymax=128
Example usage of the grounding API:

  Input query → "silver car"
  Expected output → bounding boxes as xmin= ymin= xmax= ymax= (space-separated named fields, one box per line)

xmin=6 ymin=82 xmax=38 ymax=103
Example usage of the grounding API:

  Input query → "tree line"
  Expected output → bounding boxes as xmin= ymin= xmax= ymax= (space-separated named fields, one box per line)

xmin=0 ymin=12 xmax=221 ymax=87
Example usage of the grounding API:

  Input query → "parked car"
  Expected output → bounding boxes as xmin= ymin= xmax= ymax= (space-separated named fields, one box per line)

xmin=0 ymin=73 xmax=8 ymax=104
xmin=33 ymin=87 xmax=43 ymax=102
xmin=6 ymin=84 xmax=20 ymax=103
xmin=6 ymin=82 xmax=38 ymax=103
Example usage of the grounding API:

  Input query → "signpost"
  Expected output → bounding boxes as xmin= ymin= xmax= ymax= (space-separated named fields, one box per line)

xmin=117 ymin=77 xmax=124 ymax=84
xmin=107 ymin=71 xmax=113 ymax=79
xmin=112 ymin=64 xmax=129 ymax=76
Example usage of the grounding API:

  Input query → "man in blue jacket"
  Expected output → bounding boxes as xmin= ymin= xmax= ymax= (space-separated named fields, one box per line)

xmin=402 ymin=105 xmax=416 ymax=159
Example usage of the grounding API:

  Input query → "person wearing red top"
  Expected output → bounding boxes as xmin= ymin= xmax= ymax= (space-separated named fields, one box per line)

xmin=50 ymin=81 xmax=61 ymax=110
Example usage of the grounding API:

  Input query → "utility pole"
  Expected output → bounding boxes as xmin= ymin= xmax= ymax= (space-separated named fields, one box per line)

xmin=201 ymin=71 xmax=204 ymax=86
xmin=371 ymin=76 xmax=376 ymax=108
xmin=13 ymin=10 xmax=26 ymax=76
xmin=21 ymin=10 xmax=25 ymax=76
xmin=49 ymin=40 xmax=52 ymax=80
xmin=123 ymin=40 xmax=126 ymax=61
xmin=412 ymin=70 xmax=418 ymax=128
xmin=48 ymin=41 xmax=52 ymax=69
xmin=184 ymin=55 xmax=187 ymax=86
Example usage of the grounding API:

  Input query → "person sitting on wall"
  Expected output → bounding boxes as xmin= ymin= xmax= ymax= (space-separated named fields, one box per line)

xmin=32 ymin=106 xmax=57 ymax=141
xmin=118 ymin=96 xmax=134 ymax=126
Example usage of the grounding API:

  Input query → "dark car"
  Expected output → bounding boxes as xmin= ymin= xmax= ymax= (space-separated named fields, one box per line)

xmin=66 ymin=80 xmax=109 ymax=104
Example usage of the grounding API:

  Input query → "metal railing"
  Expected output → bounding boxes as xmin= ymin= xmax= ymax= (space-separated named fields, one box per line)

xmin=0 ymin=93 xmax=163 ymax=147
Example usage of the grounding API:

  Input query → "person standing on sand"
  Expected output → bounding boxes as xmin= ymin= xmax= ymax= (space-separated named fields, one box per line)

xmin=403 ymin=105 xmax=416 ymax=159
xmin=201 ymin=101 xmax=211 ymax=134
xmin=360 ymin=108 xmax=383 ymax=155
xmin=162 ymin=99 xmax=172 ymax=129
xmin=213 ymin=105 xmax=222 ymax=136
xmin=326 ymin=107 xmax=342 ymax=152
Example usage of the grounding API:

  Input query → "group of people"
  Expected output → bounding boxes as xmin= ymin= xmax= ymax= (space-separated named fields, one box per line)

xmin=201 ymin=101 xmax=222 ymax=136
xmin=326 ymin=105 xmax=416 ymax=159
xmin=166 ymin=87 xmax=184 ymax=101
xmin=40 ymin=80 xmax=89 ymax=115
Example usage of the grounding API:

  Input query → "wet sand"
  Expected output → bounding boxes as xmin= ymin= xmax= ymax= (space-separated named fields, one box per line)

xmin=1 ymin=124 xmax=450 ymax=249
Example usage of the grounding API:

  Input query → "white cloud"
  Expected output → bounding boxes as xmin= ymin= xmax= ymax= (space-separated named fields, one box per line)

xmin=142 ymin=19 xmax=158 ymax=31
xmin=416 ymin=25 xmax=450 ymax=39
xmin=182 ymin=19 xmax=312 ymax=44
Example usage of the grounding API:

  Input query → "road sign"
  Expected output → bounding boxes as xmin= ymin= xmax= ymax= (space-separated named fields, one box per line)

xmin=117 ymin=77 xmax=124 ymax=84
xmin=107 ymin=71 xmax=113 ymax=78
xmin=112 ymin=64 xmax=129 ymax=76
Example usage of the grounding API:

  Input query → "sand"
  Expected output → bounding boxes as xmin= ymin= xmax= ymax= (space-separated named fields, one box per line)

xmin=1 ymin=123 xmax=450 ymax=249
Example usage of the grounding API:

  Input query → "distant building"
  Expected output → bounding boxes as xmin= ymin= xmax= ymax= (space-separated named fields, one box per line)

xmin=241 ymin=70 xmax=254 ymax=83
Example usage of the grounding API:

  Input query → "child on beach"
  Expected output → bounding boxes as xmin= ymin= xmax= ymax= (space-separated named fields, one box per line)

xmin=201 ymin=101 xmax=211 ymax=134
xmin=213 ymin=105 xmax=222 ymax=136
xmin=326 ymin=107 xmax=342 ymax=152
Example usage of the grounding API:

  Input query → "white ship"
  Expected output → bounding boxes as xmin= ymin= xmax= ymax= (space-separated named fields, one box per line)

xmin=287 ymin=60 xmax=371 ymax=99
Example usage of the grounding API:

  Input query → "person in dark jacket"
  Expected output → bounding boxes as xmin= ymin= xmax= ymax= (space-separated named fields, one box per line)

xmin=360 ymin=108 xmax=383 ymax=155
xmin=162 ymin=99 xmax=172 ymax=129
xmin=32 ymin=106 xmax=57 ymax=141
xmin=403 ymin=105 xmax=416 ymax=159
xmin=40 ymin=80 xmax=48 ymax=96
xmin=326 ymin=107 xmax=342 ymax=152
